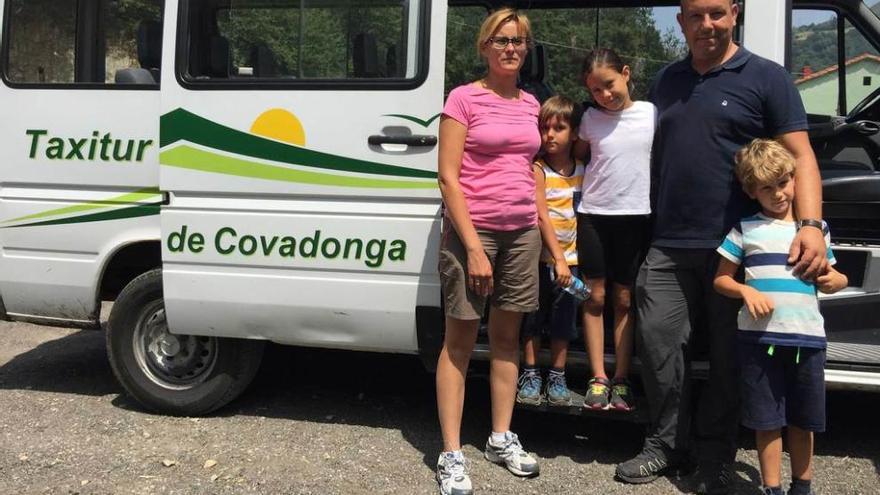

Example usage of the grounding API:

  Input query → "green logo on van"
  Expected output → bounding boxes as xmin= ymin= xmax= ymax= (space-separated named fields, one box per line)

xmin=1 ymin=187 xmax=161 ymax=228
xmin=160 ymin=108 xmax=437 ymax=189
xmin=382 ymin=113 xmax=442 ymax=128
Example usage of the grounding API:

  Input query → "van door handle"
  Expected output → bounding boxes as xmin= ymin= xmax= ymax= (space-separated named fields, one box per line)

xmin=368 ymin=135 xmax=437 ymax=146
xmin=849 ymin=120 xmax=880 ymax=136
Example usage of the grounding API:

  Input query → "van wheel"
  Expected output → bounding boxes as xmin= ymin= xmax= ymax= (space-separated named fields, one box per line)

xmin=106 ymin=269 xmax=264 ymax=416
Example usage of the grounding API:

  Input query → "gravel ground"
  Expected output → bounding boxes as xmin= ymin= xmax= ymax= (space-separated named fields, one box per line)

xmin=0 ymin=320 xmax=878 ymax=494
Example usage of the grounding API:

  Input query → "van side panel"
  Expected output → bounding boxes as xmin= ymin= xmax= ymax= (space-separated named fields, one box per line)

xmin=0 ymin=2 xmax=161 ymax=323
xmin=159 ymin=0 xmax=445 ymax=353
xmin=0 ymin=92 xmax=161 ymax=323
xmin=161 ymin=198 xmax=441 ymax=352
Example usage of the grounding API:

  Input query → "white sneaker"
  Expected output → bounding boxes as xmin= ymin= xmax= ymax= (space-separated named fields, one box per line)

xmin=436 ymin=450 xmax=474 ymax=495
xmin=483 ymin=432 xmax=540 ymax=477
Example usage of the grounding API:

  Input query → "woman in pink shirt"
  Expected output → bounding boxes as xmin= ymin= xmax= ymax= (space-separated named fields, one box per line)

xmin=434 ymin=8 xmax=542 ymax=495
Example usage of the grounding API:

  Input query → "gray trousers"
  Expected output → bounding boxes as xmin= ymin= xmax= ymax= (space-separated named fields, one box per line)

xmin=635 ymin=246 xmax=741 ymax=463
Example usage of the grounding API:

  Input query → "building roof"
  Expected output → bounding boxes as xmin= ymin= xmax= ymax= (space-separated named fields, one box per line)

xmin=795 ymin=53 xmax=880 ymax=84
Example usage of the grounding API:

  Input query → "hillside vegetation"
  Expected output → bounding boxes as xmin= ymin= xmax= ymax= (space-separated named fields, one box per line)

xmin=792 ymin=2 xmax=880 ymax=78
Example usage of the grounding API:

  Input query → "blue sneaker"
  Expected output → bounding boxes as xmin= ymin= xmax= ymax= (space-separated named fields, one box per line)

xmin=516 ymin=369 xmax=542 ymax=405
xmin=545 ymin=371 xmax=572 ymax=406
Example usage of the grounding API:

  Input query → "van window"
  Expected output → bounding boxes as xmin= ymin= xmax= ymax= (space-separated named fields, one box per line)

xmin=182 ymin=0 xmax=426 ymax=85
xmin=3 ymin=0 xmax=77 ymax=83
xmin=444 ymin=6 xmax=687 ymax=103
xmin=791 ymin=7 xmax=880 ymax=116
xmin=2 ymin=0 xmax=163 ymax=86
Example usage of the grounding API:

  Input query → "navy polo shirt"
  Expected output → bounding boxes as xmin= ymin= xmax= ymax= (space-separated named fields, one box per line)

xmin=649 ymin=47 xmax=808 ymax=249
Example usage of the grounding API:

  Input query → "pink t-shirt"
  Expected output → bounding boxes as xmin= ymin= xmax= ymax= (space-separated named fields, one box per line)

xmin=442 ymin=84 xmax=540 ymax=231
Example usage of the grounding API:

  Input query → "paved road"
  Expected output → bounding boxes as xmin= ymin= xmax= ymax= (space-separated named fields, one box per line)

xmin=0 ymin=321 xmax=877 ymax=494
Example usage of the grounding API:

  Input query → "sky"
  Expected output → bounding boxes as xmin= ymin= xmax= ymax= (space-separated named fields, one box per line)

xmin=652 ymin=7 xmax=682 ymax=40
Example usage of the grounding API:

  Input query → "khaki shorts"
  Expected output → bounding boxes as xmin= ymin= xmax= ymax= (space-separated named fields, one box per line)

xmin=438 ymin=223 xmax=540 ymax=320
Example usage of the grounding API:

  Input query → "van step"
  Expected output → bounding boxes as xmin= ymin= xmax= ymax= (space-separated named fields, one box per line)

xmin=827 ymin=342 xmax=880 ymax=365
xmin=471 ymin=345 xmax=710 ymax=379
xmin=514 ymin=387 xmax=650 ymax=423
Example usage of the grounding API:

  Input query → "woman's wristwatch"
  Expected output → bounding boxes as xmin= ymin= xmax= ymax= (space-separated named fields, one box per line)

xmin=796 ymin=218 xmax=825 ymax=231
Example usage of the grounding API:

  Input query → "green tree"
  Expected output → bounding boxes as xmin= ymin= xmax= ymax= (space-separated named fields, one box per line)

xmin=444 ymin=7 xmax=685 ymax=103
xmin=791 ymin=2 xmax=880 ymax=79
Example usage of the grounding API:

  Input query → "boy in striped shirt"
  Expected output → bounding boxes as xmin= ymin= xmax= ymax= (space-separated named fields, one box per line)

xmin=714 ymin=139 xmax=847 ymax=495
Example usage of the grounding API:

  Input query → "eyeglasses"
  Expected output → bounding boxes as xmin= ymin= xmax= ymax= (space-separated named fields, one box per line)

xmin=485 ymin=36 xmax=530 ymax=50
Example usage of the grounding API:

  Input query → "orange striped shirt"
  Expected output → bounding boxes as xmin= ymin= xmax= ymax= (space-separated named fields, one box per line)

xmin=537 ymin=158 xmax=584 ymax=265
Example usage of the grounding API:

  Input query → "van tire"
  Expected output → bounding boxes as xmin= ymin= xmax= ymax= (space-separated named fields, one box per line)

xmin=106 ymin=269 xmax=264 ymax=416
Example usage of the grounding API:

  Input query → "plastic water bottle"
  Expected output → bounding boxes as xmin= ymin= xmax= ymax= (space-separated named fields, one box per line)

xmin=563 ymin=276 xmax=592 ymax=303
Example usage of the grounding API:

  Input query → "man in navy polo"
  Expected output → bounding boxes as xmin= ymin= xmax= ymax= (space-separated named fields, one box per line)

xmin=614 ymin=1 xmax=829 ymax=493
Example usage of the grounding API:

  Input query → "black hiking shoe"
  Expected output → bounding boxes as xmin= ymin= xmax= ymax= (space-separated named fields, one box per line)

xmin=694 ymin=461 xmax=734 ymax=495
xmin=615 ymin=446 xmax=675 ymax=484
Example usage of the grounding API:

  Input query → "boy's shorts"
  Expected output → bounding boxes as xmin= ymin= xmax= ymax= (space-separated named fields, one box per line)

xmin=737 ymin=341 xmax=826 ymax=432
xmin=438 ymin=223 xmax=540 ymax=320
xmin=521 ymin=264 xmax=580 ymax=342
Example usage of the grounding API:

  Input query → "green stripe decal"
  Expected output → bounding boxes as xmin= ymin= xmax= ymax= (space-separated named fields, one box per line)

xmin=3 ymin=187 xmax=161 ymax=224
xmin=7 ymin=204 xmax=159 ymax=228
xmin=161 ymin=108 xmax=437 ymax=180
xmin=161 ymin=146 xmax=437 ymax=189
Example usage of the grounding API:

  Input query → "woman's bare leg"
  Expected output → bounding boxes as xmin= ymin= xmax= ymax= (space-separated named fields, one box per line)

xmin=436 ymin=316 xmax=480 ymax=451
xmin=487 ymin=306 xmax=523 ymax=433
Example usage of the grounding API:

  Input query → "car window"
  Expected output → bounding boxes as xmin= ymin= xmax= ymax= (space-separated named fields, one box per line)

xmin=3 ymin=0 xmax=163 ymax=86
xmin=791 ymin=7 xmax=880 ymax=116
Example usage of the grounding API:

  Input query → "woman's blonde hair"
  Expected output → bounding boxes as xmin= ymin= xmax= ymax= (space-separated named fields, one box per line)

xmin=475 ymin=8 xmax=532 ymax=58
xmin=734 ymin=138 xmax=796 ymax=192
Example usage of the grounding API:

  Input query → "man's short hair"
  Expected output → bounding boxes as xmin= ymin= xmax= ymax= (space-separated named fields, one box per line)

xmin=734 ymin=139 xmax=796 ymax=192
xmin=680 ymin=0 xmax=737 ymax=8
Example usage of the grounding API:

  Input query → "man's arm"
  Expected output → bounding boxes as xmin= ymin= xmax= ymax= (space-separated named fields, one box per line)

xmin=776 ymin=130 xmax=828 ymax=279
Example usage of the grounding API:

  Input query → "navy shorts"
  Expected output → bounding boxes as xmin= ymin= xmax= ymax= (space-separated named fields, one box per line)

xmin=521 ymin=264 xmax=580 ymax=342
xmin=737 ymin=341 xmax=826 ymax=432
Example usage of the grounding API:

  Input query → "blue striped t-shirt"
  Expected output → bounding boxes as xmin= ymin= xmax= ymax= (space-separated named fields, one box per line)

xmin=717 ymin=214 xmax=836 ymax=349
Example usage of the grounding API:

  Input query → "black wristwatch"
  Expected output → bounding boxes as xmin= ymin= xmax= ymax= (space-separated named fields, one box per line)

xmin=796 ymin=219 xmax=824 ymax=231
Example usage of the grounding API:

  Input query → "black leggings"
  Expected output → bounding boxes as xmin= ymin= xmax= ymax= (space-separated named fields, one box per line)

xmin=576 ymin=213 xmax=650 ymax=285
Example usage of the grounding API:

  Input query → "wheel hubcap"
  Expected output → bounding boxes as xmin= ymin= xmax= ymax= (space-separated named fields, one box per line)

xmin=133 ymin=302 xmax=218 ymax=390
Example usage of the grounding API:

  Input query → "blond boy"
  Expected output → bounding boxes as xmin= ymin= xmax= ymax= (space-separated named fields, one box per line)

xmin=714 ymin=139 xmax=847 ymax=495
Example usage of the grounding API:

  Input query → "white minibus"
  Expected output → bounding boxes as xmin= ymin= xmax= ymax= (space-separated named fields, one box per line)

xmin=1 ymin=0 xmax=879 ymax=415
